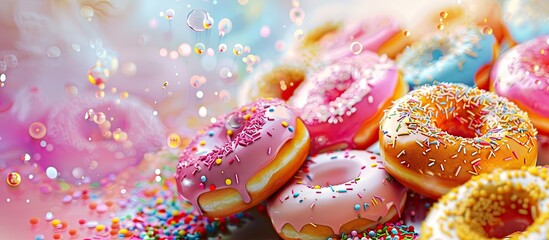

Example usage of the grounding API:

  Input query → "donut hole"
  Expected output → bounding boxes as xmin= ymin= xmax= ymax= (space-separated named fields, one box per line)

xmin=322 ymin=70 xmax=353 ymax=102
xmin=304 ymin=159 xmax=361 ymax=187
xmin=454 ymin=184 xmax=540 ymax=239
xmin=438 ymin=118 xmax=477 ymax=138
xmin=427 ymin=96 xmax=490 ymax=139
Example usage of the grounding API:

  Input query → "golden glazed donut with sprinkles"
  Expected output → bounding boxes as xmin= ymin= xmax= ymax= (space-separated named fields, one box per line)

xmin=421 ymin=166 xmax=549 ymax=239
xmin=267 ymin=150 xmax=407 ymax=240
xmin=175 ymin=98 xmax=310 ymax=218
xmin=379 ymin=83 xmax=538 ymax=199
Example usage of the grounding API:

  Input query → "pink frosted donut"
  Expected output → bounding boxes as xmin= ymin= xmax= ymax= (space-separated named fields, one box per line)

xmin=491 ymin=35 xmax=549 ymax=135
xmin=34 ymin=94 xmax=165 ymax=184
xmin=175 ymin=98 xmax=310 ymax=218
xmin=289 ymin=52 xmax=408 ymax=154
xmin=267 ymin=150 xmax=407 ymax=240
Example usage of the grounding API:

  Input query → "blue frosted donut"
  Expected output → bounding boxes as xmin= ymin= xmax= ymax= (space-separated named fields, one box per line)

xmin=397 ymin=27 xmax=497 ymax=89
xmin=502 ymin=0 xmax=549 ymax=44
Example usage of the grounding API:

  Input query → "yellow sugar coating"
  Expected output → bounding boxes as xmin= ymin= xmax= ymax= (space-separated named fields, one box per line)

xmin=421 ymin=167 xmax=549 ymax=240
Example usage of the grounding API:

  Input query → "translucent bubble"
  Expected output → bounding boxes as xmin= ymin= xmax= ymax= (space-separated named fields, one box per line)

xmin=187 ymin=10 xmax=209 ymax=32
xmin=194 ymin=43 xmax=205 ymax=54
xmin=80 ymin=6 xmax=94 ymax=20
xmin=294 ymin=29 xmax=304 ymax=40
xmin=0 ymin=74 xmax=5 ymax=82
xmin=85 ymin=109 xmax=95 ymax=121
xmin=243 ymin=46 xmax=251 ymax=54
xmin=64 ymin=83 xmax=79 ymax=96
xmin=437 ymin=24 xmax=445 ymax=31
xmin=349 ymin=41 xmax=363 ymax=55
xmin=218 ymin=18 xmax=233 ymax=34
xmin=46 ymin=46 xmax=61 ymax=58
xmin=72 ymin=168 xmax=84 ymax=179
xmin=46 ymin=167 xmax=58 ymax=179
xmin=93 ymin=112 xmax=106 ymax=124
xmin=167 ymin=133 xmax=181 ymax=148
xmin=96 ymin=48 xmax=107 ymax=58
xmin=260 ymin=25 xmax=271 ymax=38
xmin=289 ymin=7 xmax=305 ymax=25
xmin=198 ymin=106 xmax=207 ymax=117
xmin=178 ymin=43 xmax=192 ymax=56
xmin=121 ymin=62 xmax=137 ymax=77
xmin=233 ymin=44 xmax=243 ymax=56
xmin=3 ymin=55 xmax=18 ymax=68
xmin=196 ymin=90 xmax=204 ymax=99
xmin=120 ymin=91 xmax=129 ymax=99
xmin=439 ymin=11 xmax=448 ymax=19
xmin=206 ymin=48 xmax=215 ymax=56
xmin=226 ymin=114 xmax=244 ymax=129
xmin=89 ymin=38 xmax=102 ymax=49
xmin=403 ymin=30 xmax=411 ymax=37
xmin=165 ymin=9 xmax=175 ymax=20
xmin=88 ymin=65 xmax=110 ymax=85
xmin=219 ymin=67 xmax=233 ymax=78
xmin=6 ymin=172 xmax=21 ymax=187
xmin=219 ymin=89 xmax=230 ymax=101
xmin=482 ymin=26 xmax=493 ymax=35
xmin=190 ymin=75 xmax=206 ymax=88
xmin=95 ymin=90 xmax=105 ymax=99
xmin=218 ymin=43 xmax=227 ymax=52
xmin=203 ymin=16 xmax=214 ymax=30
xmin=70 ymin=43 xmax=81 ymax=52
xmin=29 ymin=122 xmax=47 ymax=139
xmin=238 ymin=0 xmax=249 ymax=5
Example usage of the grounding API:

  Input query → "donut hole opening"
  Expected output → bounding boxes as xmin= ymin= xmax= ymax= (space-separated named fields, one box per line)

xmin=454 ymin=185 xmax=539 ymax=239
xmin=430 ymin=97 xmax=489 ymax=139
xmin=438 ymin=119 xmax=477 ymax=138
xmin=304 ymin=160 xmax=362 ymax=187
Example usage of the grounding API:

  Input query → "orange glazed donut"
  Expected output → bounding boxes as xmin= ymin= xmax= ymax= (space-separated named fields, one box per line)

xmin=421 ymin=166 xmax=549 ymax=239
xmin=175 ymin=98 xmax=310 ymax=218
xmin=379 ymin=83 xmax=538 ymax=199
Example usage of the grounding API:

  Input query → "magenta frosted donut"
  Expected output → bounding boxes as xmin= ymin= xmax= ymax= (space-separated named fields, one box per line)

xmin=34 ymin=94 xmax=165 ymax=184
xmin=289 ymin=52 xmax=408 ymax=154
xmin=267 ymin=150 xmax=407 ymax=240
xmin=491 ymin=35 xmax=549 ymax=135
xmin=175 ymin=98 xmax=310 ymax=218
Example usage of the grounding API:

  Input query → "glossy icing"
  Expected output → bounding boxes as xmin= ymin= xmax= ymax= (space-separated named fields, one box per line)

xmin=397 ymin=27 xmax=496 ymax=88
xmin=175 ymin=98 xmax=296 ymax=214
xmin=317 ymin=15 xmax=401 ymax=63
xmin=421 ymin=167 xmax=549 ymax=240
xmin=290 ymin=52 xmax=398 ymax=153
xmin=267 ymin=150 xmax=407 ymax=234
xmin=492 ymin=35 xmax=549 ymax=118
xmin=502 ymin=0 xmax=549 ymax=43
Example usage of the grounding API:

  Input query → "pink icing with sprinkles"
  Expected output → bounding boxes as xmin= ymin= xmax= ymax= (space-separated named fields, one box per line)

xmin=290 ymin=52 xmax=399 ymax=153
xmin=175 ymin=98 xmax=296 ymax=214
xmin=492 ymin=35 xmax=549 ymax=118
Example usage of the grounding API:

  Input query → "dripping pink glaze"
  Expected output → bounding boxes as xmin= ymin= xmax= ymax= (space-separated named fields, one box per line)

xmin=290 ymin=52 xmax=398 ymax=154
xmin=492 ymin=35 xmax=549 ymax=118
xmin=318 ymin=15 xmax=400 ymax=63
xmin=267 ymin=150 xmax=407 ymax=234
xmin=175 ymin=98 xmax=296 ymax=215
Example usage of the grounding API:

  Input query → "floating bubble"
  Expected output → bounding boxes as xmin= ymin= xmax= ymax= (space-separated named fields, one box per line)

xmin=439 ymin=11 xmax=448 ymax=19
xmin=120 ymin=91 xmax=129 ymax=99
xmin=93 ymin=112 xmax=106 ymax=124
xmin=178 ymin=43 xmax=192 ymax=56
xmin=80 ymin=6 xmax=94 ymax=20
xmin=187 ymin=10 xmax=209 ymax=32
xmin=260 ymin=25 xmax=271 ymax=38
xmin=218 ymin=43 xmax=227 ymax=52
xmin=89 ymin=38 xmax=102 ymax=49
xmin=159 ymin=48 xmax=168 ymax=57
xmin=46 ymin=167 xmax=58 ymax=179
xmin=85 ymin=109 xmax=96 ymax=121
xmin=294 ymin=29 xmax=304 ymax=40
xmin=238 ymin=0 xmax=248 ymax=5
xmin=219 ymin=67 xmax=233 ymax=78
xmin=289 ymin=7 xmax=305 ymax=25
xmin=218 ymin=18 xmax=233 ymax=34
xmin=165 ymin=9 xmax=175 ymax=20
xmin=96 ymin=48 xmax=107 ymax=58
xmin=203 ymin=16 xmax=214 ymax=30
xmin=198 ymin=106 xmax=207 ymax=117
xmin=87 ymin=65 xmax=110 ymax=85
xmin=121 ymin=62 xmax=137 ymax=77
xmin=47 ymin=46 xmax=61 ymax=58
xmin=403 ymin=30 xmax=411 ymax=37
xmin=162 ymin=81 xmax=169 ymax=89
xmin=206 ymin=48 xmax=215 ymax=56
xmin=95 ymin=90 xmax=105 ymax=99
xmin=227 ymin=114 xmax=244 ymax=129
xmin=72 ymin=168 xmax=84 ymax=179
xmin=167 ymin=133 xmax=181 ymax=148
xmin=482 ymin=26 xmax=493 ymax=35
xmin=189 ymin=75 xmax=206 ymax=88
xmin=21 ymin=153 xmax=31 ymax=163
xmin=0 ymin=74 xmax=5 ymax=82
xmin=196 ymin=90 xmax=204 ymax=99
xmin=194 ymin=43 xmax=206 ymax=54
xmin=64 ymin=83 xmax=79 ymax=96
xmin=70 ymin=43 xmax=81 ymax=52
xmin=6 ymin=172 xmax=21 ymax=187
xmin=349 ymin=41 xmax=363 ymax=55
xmin=437 ymin=23 xmax=445 ymax=31
xmin=243 ymin=46 xmax=251 ymax=54
xmin=29 ymin=122 xmax=47 ymax=139
xmin=233 ymin=44 xmax=243 ymax=56
xmin=3 ymin=55 xmax=18 ymax=68
xmin=219 ymin=89 xmax=230 ymax=101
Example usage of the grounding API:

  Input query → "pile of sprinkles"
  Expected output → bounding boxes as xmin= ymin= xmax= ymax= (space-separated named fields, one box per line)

xmin=332 ymin=222 xmax=418 ymax=240
xmin=380 ymin=83 xmax=537 ymax=180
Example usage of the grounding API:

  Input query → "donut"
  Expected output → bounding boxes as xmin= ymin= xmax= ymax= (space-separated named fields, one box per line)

xmin=491 ymin=35 xmax=549 ymax=135
xmin=267 ymin=150 xmax=407 ymax=240
xmin=175 ymin=98 xmax=310 ymax=218
xmin=290 ymin=52 xmax=408 ymax=154
xmin=501 ymin=0 xmax=549 ymax=45
xmin=379 ymin=83 xmax=538 ymax=199
xmin=396 ymin=26 xmax=498 ymax=90
xmin=238 ymin=62 xmax=306 ymax=106
xmin=421 ymin=166 xmax=549 ymax=239
xmin=34 ymin=94 xmax=165 ymax=184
